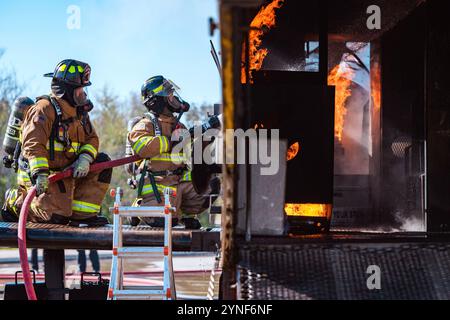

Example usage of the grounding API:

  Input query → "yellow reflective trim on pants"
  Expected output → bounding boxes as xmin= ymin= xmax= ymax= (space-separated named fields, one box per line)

xmin=181 ymin=171 xmax=192 ymax=182
xmin=72 ymin=200 xmax=101 ymax=213
xmin=17 ymin=170 xmax=31 ymax=184
xmin=29 ymin=157 xmax=49 ymax=172
xmin=79 ymin=144 xmax=98 ymax=158
xmin=7 ymin=189 xmax=18 ymax=206
xmin=141 ymin=184 xmax=176 ymax=196
xmin=132 ymin=136 xmax=154 ymax=154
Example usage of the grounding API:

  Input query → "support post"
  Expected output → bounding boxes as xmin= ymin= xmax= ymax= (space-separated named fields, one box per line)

xmin=44 ymin=249 xmax=66 ymax=300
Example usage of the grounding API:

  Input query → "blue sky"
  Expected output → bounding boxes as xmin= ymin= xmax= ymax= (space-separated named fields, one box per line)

xmin=0 ymin=0 xmax=221 ymax=105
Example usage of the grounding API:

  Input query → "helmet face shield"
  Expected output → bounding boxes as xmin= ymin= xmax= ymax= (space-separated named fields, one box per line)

xmin=142 ymin=78 xmax=180 ymax=100
xmin=141 ymin=76 xmax=189 ymax=113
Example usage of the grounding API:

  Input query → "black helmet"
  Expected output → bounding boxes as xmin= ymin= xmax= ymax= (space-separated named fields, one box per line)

xmin=141 ymin=75 xmax=190 ymax=114
xmin=44 ymin=59 xmax=91 ymax=88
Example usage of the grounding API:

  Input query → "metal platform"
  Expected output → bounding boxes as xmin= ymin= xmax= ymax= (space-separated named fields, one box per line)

xmin=0 ymin=222 xmax=220 ymax=252
xmin=237 ymin=232 xmax=450 ymax=300
xmin=0 ymin=222 xmax=220 ymax=300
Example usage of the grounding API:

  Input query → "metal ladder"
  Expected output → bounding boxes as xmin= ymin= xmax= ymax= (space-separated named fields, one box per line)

xmin=107 ymin=187 xmax=177 ymax=300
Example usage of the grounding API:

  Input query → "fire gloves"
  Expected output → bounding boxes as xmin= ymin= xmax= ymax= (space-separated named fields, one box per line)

xmin=35 ymin=174 xmax=49 ymax=196
xmin=72 ymin=153 xmax=94 ymax=178
xmin=34 ymin=153 xmax=94 ymax=197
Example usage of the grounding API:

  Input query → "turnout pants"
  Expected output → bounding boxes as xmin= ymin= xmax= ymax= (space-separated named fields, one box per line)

xmin=140 ymin=180 xmax=210 ymax=225
xmin=21 ymin=153 xmax=112 ymax=222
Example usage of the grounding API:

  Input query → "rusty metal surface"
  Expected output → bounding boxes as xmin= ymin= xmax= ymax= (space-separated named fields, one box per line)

xmin=237 ymin=237 xmax=450 ymax=300
xmin=0 ymin=222 xmax=220 ymax=252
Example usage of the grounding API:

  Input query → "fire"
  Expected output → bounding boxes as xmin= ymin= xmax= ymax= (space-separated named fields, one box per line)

xmin=284 ymin=203 xmax=332 ymax=218
xmin=371 ymin=61 xmax=381 ymax=112
xmin=241 ymin=0 xmax=285 ymax=83
xmin=287 ymin=142 xmax=300 ymax=161
xmin=327 ymin=64 xmax=354 ymax=142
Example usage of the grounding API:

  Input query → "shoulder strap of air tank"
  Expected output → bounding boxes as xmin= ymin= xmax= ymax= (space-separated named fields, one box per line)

xmin=144 ymin=112 xmax=162 ymax=137
xmin=36 ymin=95 xmax=62 ymax=161
xmin=35 ymin=95 xmax=63 ymax=121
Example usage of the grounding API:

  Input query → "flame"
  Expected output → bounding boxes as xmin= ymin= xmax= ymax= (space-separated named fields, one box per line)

xmin=327 ymin=64 xmax=354 ymax=142
xmin=371 ymin=61 xmax=381 ymax=111
xmin=241 ymin=0 xmax=285 ymax=83
xmin=285 ymin=203 xmax=332 ymax=218
xmin=287 ymin=142 xmax=300 ymax=161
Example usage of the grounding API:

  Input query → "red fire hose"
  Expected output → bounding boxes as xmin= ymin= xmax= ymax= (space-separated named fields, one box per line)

xmin=18 ymin=155 xmax=140 ymax=300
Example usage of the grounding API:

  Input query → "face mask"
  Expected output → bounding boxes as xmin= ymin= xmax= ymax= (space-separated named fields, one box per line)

xmin=166 ymin=95 xmax=190 ymax=113
xmin=73 ymin=87 xmax=89 ymax=107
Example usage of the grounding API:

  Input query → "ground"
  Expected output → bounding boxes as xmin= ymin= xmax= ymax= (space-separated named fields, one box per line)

xmin=0 ymin=248 xmax=220 ymax=300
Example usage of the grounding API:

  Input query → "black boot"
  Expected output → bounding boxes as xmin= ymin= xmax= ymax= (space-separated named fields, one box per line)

xmin=181 ymin=217 xmax=202 ymax=230
xmin=69 ymin=215 xmax=109 ymax=227
xmin=144 ymin=217 xmax=178 ymax=228
xmin=48 ymin=214 xmax=70 ymax=225
xmin=129 ymin=217 xmax=141 ymax=227
xmin=1 ymin=208 xmax=19 ymax=222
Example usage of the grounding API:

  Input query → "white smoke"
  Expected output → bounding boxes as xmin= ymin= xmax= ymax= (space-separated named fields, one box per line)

xmin=393 ymin=211 xmax=426 ymax=232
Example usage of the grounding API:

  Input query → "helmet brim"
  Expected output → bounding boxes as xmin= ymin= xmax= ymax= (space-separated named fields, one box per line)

xmin=44 ymin=73 xmax=91 ymax=87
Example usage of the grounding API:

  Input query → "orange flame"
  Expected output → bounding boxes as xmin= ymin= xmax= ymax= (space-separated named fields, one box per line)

xmin=371 ymin=61 xmax=381 ymax=112
xmin=328 ymin=64 xmax=354 ymax=142
xmin=285 ymin=203 xmax=332 ymax=218
xmin=241 ymin=0 xmax=285 ymax=83
xmin=287 ymin=142 xmax=300 ymax=161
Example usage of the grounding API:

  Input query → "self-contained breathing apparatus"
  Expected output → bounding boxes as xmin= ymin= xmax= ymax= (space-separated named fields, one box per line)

xmin=2 ymin=97 xmax=35 ymax=172
xmin=2 ymin=95 xmax=92 ymax=180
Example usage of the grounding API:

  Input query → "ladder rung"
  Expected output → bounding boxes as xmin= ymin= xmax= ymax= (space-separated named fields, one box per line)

xmin=116 ymin=247 xmax=164 ymax=257
xmin=109 ymin=188 xmax=176 ymax=300
xmin=123 ymin=286 xmax=164 ymax=291
xmin=113 ymin=289 xmax=165 ymax=297
xmin=109 ymin=206 xmax=175 ymax=218
xmin=113 ymin=295 xmax=164 ymax=300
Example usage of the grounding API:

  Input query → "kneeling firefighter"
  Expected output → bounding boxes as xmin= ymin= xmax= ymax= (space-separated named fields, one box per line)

xmin=127 ymin=75 xmax=219 ymax=229
xmin=2 ymin=59 xmax=111 ymax=226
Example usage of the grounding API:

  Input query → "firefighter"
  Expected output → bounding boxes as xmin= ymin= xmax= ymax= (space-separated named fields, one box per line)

xmin=15 ymin=59 xmax=111 ymax=226
xmin=128 ymin=75 xmax=215 ymax=229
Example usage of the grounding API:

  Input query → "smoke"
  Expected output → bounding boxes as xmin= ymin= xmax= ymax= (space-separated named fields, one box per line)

xmin=393 ymin=211 xmax=425 ymax=232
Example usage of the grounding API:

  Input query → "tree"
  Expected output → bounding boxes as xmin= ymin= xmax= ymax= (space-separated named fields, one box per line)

xmin=0 ymin=50 xmax=24 ymax=206
xmin=91 ymin=86 xmax=132 ymax=220
xmin=183 ymin=103 xmax=214 ymax=128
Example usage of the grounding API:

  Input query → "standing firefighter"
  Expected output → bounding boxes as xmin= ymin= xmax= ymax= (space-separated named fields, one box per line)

xmin=4 ymin=59 xmax=111 ymax=226
xmin=127 ymin=75 xmax=217 ymax=229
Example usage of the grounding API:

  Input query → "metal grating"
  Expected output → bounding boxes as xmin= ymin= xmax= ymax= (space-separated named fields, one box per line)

xmin=238 ymin=243 xmax=450 ymax=300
